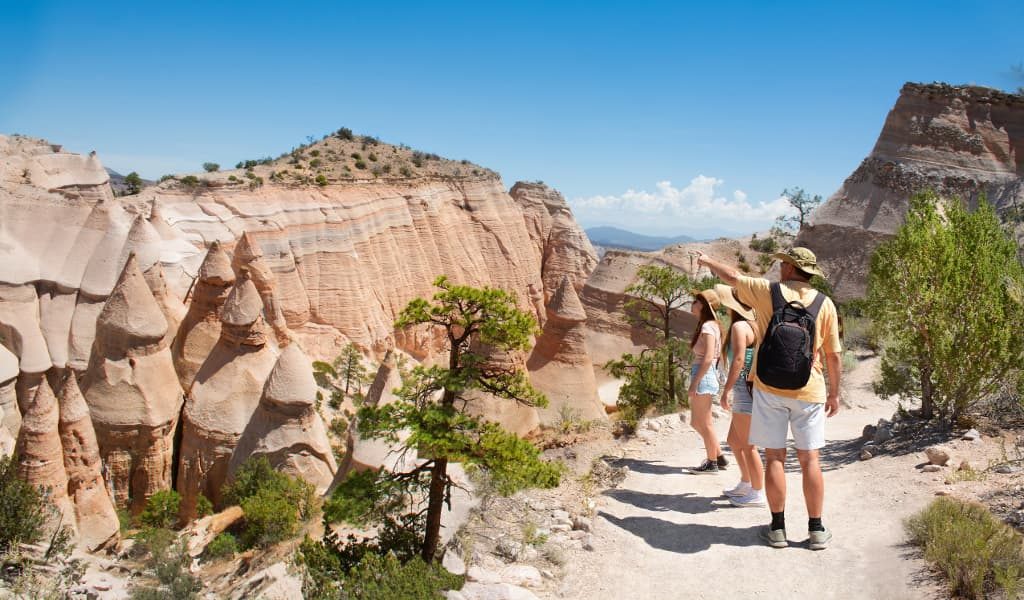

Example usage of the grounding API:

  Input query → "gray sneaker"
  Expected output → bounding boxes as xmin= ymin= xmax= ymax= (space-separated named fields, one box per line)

xmin=808 ymin=528 xmax=832 ymax=550
xmin=759 ymin=526 xmax=788 ymax=548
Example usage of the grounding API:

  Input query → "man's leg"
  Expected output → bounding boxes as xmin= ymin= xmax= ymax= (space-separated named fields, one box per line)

xmin=791 ymin=399 xmax=831 ymax=549
xmin=749 ymin=388 xmax=790 ymax=545
xmin=796 ymin=449 xmax=823 ymax=517
xmin=764 ymin=447 xmax=787 ymax=512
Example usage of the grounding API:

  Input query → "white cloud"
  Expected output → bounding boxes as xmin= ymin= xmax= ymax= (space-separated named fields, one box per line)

xmin=569 ymin=176 xmax=795 ymax=238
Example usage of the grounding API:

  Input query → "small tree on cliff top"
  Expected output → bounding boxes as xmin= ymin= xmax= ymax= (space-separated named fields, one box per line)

xmin=607 ymin=264 xmax=694 ymax=425
xmin=338 ymin=276 xmax=561 ymax=562
xmin=867 ymin=191 xmax=1024 ymax=425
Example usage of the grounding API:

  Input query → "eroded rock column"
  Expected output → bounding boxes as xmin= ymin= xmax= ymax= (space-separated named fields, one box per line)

xmin=58 ymin=374 xmax=119 ymax=551
xmin=229 ymin=342 xmax=336 ymax=492
xmin=82 ymin=254 xmax=183 ymax=514
xmin=178 ymin=274 xmax=277 ymax=519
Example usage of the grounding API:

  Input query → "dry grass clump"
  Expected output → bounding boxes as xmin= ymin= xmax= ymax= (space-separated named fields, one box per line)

xmin=905 ymin=496 xmax=1024 ymax=599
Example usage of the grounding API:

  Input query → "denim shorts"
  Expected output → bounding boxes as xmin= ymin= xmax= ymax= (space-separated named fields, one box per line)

xmin=732 ymin=380 xmax=754 ymax=414
xmin=690 ymin=363 xmax=720 ymax=395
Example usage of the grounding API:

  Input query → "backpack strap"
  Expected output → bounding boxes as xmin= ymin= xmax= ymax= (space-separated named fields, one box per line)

xmin=769 ymin=282 xmax=786 ymax=312
xmin=806 ymin=290 xmax=826 ymax=319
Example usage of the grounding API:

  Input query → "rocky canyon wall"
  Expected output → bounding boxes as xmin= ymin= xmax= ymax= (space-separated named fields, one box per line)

xmin=798 ymin=83 xmax=1024 ymax=300
xmin=0 ymin=133 xmax=600 ymax=542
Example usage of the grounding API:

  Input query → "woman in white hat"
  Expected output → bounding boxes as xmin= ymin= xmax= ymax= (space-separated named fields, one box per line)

xmin=715 ymin=284 xmax=765 ymax=506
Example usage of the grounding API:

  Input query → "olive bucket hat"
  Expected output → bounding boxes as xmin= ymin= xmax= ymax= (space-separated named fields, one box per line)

xmin=771 ymin=246 xmax=825 ymax=278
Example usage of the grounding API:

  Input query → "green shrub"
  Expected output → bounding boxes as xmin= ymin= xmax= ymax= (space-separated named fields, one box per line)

xmin=354 ymin=160 xmax=367 ymax=170
xmin=179 ymin=175 xmax=200 ymax=189
xmin=316 ymin=174 xmax=329 ymax=186
xmin=196 ymin=494 xmax=213 ymax=518
xmin=368 ymin=153 xmax=378 ymax=162
xmin=140 ymin=490 xmax=181 ymax=529
xmin=158 ymin=174 xmax=175 ymax=183
xmin=906 ymin=497 xmax=1024 ymax=599
xmin=350 ymin=153 xmax=362 ymax=160
xmin=310 ymin=158 xmax=322 ymax=168
xmin=239 ymin=488 xmax=296 ymax=548
xmin=0 ymin=454 xmax=49 ymax=552
xmin=130 ymin=527 xmax=202 ymax=599
xmin=400 ymin=166 xmax=412 ymax=177
xmin=868 ymin=192 xmax=1024 ymax=424
xmin=124 ymin=172 xmax=144 ymax=195
xmin=336 ymin=127 xmax=354 ymax=140
xmin=204 ymin=532 xmax=238 ymax=560
xmin=223 ymin=457 xmax=317 ymax=548
xmin=202 ymin=162 xmax=219 ymax=172
xmin=748 ymin=235 xmax=777 ymax=253
xmin=310 ymin=150 xmax=320 ymax=157
xmin=298 ymin=538 xmax=463 ymax=600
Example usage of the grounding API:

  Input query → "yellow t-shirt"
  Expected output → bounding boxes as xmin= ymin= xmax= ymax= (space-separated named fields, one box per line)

xmin=734 ymin=276 xmax=842 ymax=403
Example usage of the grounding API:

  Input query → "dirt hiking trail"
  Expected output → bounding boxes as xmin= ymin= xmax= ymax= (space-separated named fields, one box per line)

xmin=558 ymin=356 xmax=944 ymax=599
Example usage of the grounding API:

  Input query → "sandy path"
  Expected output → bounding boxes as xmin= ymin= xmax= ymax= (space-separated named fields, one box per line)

xmin=557 ymin=356 xmax=944 ymax=599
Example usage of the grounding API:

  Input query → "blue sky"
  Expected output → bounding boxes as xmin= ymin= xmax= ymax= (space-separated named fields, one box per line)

xmin=2 ymin=1 xmax=1022 ymax=237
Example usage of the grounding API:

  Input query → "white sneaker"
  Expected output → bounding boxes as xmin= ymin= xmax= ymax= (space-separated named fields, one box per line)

xmin=723 ymin=481 xmax=751 ymax=498
xmin=729 ymin=489 xmax=766 ymax=507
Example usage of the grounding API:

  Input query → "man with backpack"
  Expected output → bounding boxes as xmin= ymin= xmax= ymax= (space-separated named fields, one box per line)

xmin=695 ymin=247 xmax=842 ymax=550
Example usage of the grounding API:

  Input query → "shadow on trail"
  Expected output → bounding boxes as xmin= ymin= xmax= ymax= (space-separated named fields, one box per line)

xmin=604 ymin=489 xmax=730 ymax=514
xmin=605 ymin=458 xmax=685 ymax=475
xmin=599 ymin=512 xmax=763 ymax=553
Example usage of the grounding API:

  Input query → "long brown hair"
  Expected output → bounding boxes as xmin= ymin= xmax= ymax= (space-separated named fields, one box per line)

xmin=689 ymin=296 xmax=718 ymax=349
xmin=723 ymin=308 xmax=753 ymax=357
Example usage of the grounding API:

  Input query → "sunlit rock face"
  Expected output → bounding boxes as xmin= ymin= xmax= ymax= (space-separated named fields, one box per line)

xmin=798 ymin=83 xmax=1024 ymax=300
xmin=82 ymin=255 xmax=183 ymax=514
xmin=58 ymin=374 xmax=120 ymax=551
xmin=529 ymin=276 xmax=605 ymax=425
xmin=229 ymin=342 xmax=336 ymax=493
xmin=177 ymin=275 xmax=278 ymax=520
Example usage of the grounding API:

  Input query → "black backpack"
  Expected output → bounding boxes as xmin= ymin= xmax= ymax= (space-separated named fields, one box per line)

xmin=756 ymin=283 xmax=826 ymax=390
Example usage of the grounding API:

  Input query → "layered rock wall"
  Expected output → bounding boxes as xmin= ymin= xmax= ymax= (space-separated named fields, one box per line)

xmin=798 ymin=83 xmax=1024 ymax=300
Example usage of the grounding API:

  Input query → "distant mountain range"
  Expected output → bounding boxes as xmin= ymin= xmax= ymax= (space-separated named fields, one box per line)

xmin=586 ymin=226 xmax=696 ymax=251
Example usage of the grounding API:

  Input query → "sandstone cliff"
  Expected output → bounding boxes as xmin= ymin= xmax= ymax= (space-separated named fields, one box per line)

xmin=0 ymin=131 xmax=600 ymax=548
xmin=798 ymin=83 xmax=1024 ymax=300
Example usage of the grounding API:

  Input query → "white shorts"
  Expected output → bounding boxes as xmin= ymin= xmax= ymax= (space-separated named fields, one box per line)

xmin=749 ymin=387 xmax=825 ymax=451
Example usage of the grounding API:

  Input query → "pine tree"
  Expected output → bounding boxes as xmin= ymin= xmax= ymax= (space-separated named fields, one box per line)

xmin=867 ymin=191 xmax=1024 ymax=425
xmin=606 ymin=264 xmax=694 ymax=425
xmin=341 ymin=276 xmax=561 ymax=562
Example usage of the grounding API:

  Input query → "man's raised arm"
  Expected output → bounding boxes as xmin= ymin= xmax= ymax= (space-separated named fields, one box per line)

xmin=694 ymin=250 xmax=740 ymax=285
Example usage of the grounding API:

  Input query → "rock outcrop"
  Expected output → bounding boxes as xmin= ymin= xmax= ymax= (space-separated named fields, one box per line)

xmin=580 ymin=246 xmax=700 ymax=366
xmin=336 ymin=350 xmax=411 ymax=478
xmin=510 ymin=181 xmax=598 ymax=300
xmin=15 ymin=377 xmax=75 ymax=531
xmin=799 ymin=83 xmax=1024 ymax=300
xmin=82 ymin=254 xmax=183 ymax=513
xmin=172 ymin=241 xmax=236 ymax=390
xmin=178 ymin=274 xmax=277 ymax=518
xmin=148 ymin=169 xmax=596 ymax=357
xmin=58 ymin=374 xmax=119 ymax=551
xmin=230 ymin=232 xmax=290 ymax=343
xmin=528 ymin=277 xmax=604 ymax=425
xmin=229 ymin=343 xmax=336 ymax=492
xmin=0 ymin=343 xmax=18 ymax=449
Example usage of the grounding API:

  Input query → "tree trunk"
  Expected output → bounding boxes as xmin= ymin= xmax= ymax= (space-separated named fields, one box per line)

xmin=421 ymin=457 xmax=448 ymax=562
xmin=920 ymin=366 xmax=934 ymax=421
